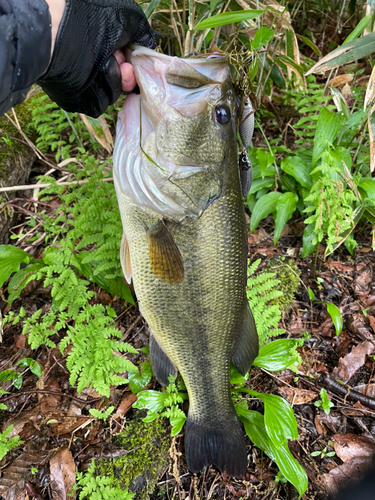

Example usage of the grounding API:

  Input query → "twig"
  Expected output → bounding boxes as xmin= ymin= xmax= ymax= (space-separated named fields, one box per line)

xmin=122 ymin=314 xmax=143 ymax=341
xmin=0 ymin=389 xmax=102 ymax=404
xmin=319 ymin=373 xmax=375 ymax=411
xmin=0 ymin=177 xmax=113 ymax=193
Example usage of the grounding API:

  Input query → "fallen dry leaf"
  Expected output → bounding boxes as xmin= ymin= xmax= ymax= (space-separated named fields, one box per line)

xmin=50 ymin=448 xmax=76 ymax=500
xmin=323 ymin=457 xmax=372 ymax=495
xmin=15 ymin=491 xmax=29 ymax=500
xmin=368 ymin=315 xmax=375 ymax=333
xmin=317 ymin=412 xmax=345 ymax=434
xmin=0 ymin=451 xmax=42 ymax=500
xmin=248 ymin=227 xmax=269 ymax=245
xmin=333 ymin=433 xmax=375 ymax=462
xmin=113 ymin=392 xmax=137 ymax=418
xmin=278 ymin=386 xmax=317 ymax=405
xmin=328 ymin=74 xmax=354 ymax=87
xmin=332 ymin=340 xmax=375 ymax=382
xmin=353 ymin=383 xmax=375 ymax=398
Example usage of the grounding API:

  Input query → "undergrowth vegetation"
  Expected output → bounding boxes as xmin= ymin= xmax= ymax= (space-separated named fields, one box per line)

xmin=1 ymin=0 xmax=375 ymax=497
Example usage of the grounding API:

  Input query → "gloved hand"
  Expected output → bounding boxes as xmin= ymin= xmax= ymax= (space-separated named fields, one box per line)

xmin=38 ymin=0 xmax=156 ymax=117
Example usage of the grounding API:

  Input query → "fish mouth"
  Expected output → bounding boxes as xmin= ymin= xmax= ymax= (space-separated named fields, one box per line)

xmin=113 ymin=47 xmax=229 ymax=218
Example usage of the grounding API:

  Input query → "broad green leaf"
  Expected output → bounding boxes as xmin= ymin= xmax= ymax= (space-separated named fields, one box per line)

xmin=195 ymin=9 xmax=264 ymax=29
xmin=343 ymin=14 xmax=372 ymax=44
xmin=16 ymin=358 xmax=42 ymax=377
xmin=236 ymin=389 xmax=298 ymax=446
xmin=170 ymin=414 xmax=187 ymax=436
xmin=133 ymin=390 xmax=170 ymax=413
xmin=250 ymin=192 xmax=282 ymax=232
xmin=326 ymin=303 xmax=343 ymax=336
xmin=0 ymin=370 xmax=22 ymax=390
xmin=306 ymin=31 xmax=375 ymax=75
xmin=73 ymin=252 xmax=134 ymax=305
xmin=281 ymin=157 xmax=312 ymax=189
xmin=301 ymin=223 xmax=318 ymax=258
xmin=249 ymin=177 xmax=275 ymax=195
xmin=274 ymin=192 xmax=298 ymax=244
xmin=256 ymin=149 xmax=275 ymax=176
xmin=312 ymin=108 xmax=346 ymax=166
xmin=128 ymin=361 xmax=153 ymax=394
xmin=253 ymin=339 xmax=302 ymax=372
xmin=359 ymin=178 xmax=375 ymax=199
xmin=308 ymin=287 xmax=315 ymax=301
xmin=0 ymin=245 xmax=32 ymax=288
xmin=252 ymin=27 xmax=274 ymax=50
xmin=237 ymin=409 xmax=308 ymax=497
xmin=8 ymin=262 xmax=45 ymax=306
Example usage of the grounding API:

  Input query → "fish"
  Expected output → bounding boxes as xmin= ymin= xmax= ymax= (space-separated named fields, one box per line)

xmin=113 ymin=45 xmax=259 ymax=477
xmin=239 ymin=96 xmax=254 ymax=199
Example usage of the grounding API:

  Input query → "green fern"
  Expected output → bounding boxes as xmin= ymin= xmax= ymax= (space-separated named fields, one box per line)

xmin=247 ymin=259 xmax=285 ymax=346
xmin=0 ymin=425 xmax=23 ymax=461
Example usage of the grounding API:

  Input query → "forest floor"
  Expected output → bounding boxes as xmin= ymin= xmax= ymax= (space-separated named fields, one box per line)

xmin=1 ymin=159 xmax=375 ymax=500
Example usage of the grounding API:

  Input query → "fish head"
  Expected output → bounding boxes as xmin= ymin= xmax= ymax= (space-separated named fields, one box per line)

xmin=114 ymin=46 xmax=239 ymax=219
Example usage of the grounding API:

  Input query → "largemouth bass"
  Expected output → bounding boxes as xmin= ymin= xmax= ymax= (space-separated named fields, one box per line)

xmin=113 ymin=46 xmax=258 ymax=477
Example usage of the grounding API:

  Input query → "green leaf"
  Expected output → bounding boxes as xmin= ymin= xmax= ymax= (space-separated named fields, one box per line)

xmin=195 ymin=9 xmax=264 ymax=30
xmin=170 ymin=414 xmax=187 ymax=436
xmin=274 ymin=192 xmax=298 ymax=244
xmin=8 ymin=262 xmax=45 ymax=307
xmin=128 ymin=362 xmax=153 ymax=394
xmin=253 ymin=339 xmax=302 ymax=372
xmin=250 ymin=192 xmax=282 ymax=232
xmin=210 ymin=0 xmax=221 ymax=11
xmin=281 ymin=157 xmax=312 ymax=189
xmin=237 ymin=409 xmax=308 ymax=497
xmin=312 ymin=108 xmax=346 ymax=166
xmin=311 ymin=450 xmax=322 ymax=457
xmin=252 ymin=27 xmax=274 ymax=50
xmin=343 ymin=14 xmax=372 ymax=44
xmin=145 ymin=0 xmax=161 ymax=18
xmin=0 ymin=245 xmax=32 ymax=288
xmin=276 ymin=55 xmax=306 ymax=89
xmin=236 ymin=389 xmax=298 ymax=446
xmin=256 ymin=149 xmax=275 ymax=177
xmin=306 ymin=31 xmax=375 ymax=75
xmin=230 ymin=363 xmax=247 ymax=385
xmin=301 ymin=223 xmax=318 ymax=258
xmin=0 ymin=370 xmax=22 ymax=390
xmin=248 ymin=177 xmax=275 ymax=195
xmin=16 ymin=358 xmax=42 ymax=377
xmin=359 ymin=178 xmax=375 ymax=200
xmin=326 ymin=303 xmax=343 ymax=336
xmin=308 ymin=287 xmax=315 ymax=301
xmin=296 ymin=34 xmax=322 ymax=57
xmin=89 ymin=406 xmax=115 ymax=421
xmin=133 ymin=390 xmax=188 ymax=413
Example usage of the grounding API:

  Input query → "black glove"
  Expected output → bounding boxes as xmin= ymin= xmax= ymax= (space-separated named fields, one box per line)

xmin=37 ymin=0 xmax=156 ymax=117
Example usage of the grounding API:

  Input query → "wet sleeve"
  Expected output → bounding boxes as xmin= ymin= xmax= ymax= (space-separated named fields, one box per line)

xmin=0 ymin=0 xmax=51 ymax=116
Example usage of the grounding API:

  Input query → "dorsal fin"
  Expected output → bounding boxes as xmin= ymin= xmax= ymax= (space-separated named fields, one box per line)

xmin=146 ymin=220 xmax=184 ymax=285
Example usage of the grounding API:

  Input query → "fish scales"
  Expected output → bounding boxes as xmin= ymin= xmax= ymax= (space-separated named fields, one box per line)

xmin=113 ymin=46 xmax=258 ymax=477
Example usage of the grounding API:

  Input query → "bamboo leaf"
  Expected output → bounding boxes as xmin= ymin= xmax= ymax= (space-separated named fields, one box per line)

xmin=343 ymin=14 xmax=372 ymax=44
xmin=306 ymin=31 xmax=375 ymax=75
xmin=195 ymin=10 xmax=264 ymax=30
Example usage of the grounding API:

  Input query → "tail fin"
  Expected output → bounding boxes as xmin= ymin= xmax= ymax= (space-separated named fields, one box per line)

xmin=184 ymin=412 xmax=247 ymax=477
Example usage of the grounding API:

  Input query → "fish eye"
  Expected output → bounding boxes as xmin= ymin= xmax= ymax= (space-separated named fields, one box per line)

xmin=215 ymin=105 xmax=231 ymax=124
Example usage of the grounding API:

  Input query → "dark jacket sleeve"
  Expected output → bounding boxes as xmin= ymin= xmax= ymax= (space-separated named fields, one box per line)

xmin=0 ymin=0 xmax=51 ymax=116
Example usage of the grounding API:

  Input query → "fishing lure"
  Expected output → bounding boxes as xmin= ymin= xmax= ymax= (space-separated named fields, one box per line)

xmin=238 ymin=96 xmax=254 ymax=199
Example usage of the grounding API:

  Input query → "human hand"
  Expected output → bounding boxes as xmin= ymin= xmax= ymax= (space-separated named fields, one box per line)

xmin=39 ymin=0 xmax=156 ymax=117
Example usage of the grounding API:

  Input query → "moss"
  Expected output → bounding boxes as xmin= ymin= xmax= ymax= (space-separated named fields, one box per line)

xmin=0 ymin=93 xmax=40 ymax=180
xmin=98 ymin=412 xmax=171 ymax=500
xmin=265 ymin=257 xmax=300 ymax=316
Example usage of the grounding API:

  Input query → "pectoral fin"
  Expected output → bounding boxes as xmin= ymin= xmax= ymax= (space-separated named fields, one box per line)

xmin=146 ymin=220 xmax=184 ymax=285
xmin=232 ymin=303 xmax=258 ymax=376
xmin=149 ymin=332 xmax=177 ymax=386
xmin=120 ymin=233 xmax=132 ymax=284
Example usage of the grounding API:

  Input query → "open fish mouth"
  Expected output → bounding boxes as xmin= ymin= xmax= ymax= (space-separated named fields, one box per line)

xmin=113 ymin=46 xmax=235 ymax=219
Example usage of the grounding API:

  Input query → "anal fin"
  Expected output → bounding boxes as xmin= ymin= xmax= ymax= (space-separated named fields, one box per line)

xmin=120 ymin=233 xmax=132 ymax=284
xmin=146 ymin=220 xmax=184 ymax=285
xmin=149 ymin=332 xmax=177 ymax=386
xmin=232 ymin=303 xmax=259 ymax=376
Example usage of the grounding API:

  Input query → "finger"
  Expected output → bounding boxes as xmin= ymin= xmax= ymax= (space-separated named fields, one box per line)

xmin=113 ymin=49 xmax=126 ymax=66
xmin=120 ymin=62 xmax=136 ymax=92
